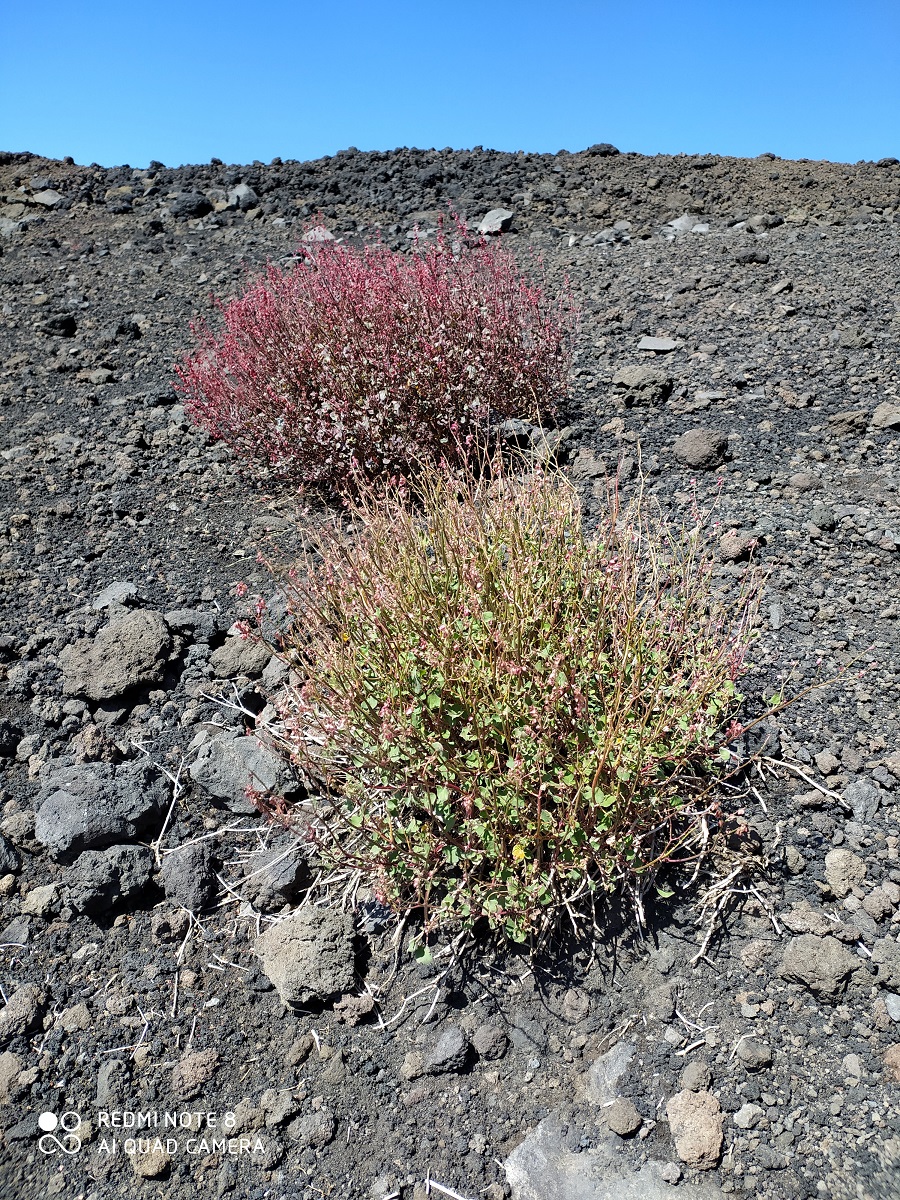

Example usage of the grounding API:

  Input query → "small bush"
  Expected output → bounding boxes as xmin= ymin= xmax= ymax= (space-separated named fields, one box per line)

xmin=175 ymin=224 xmax=573 ymax=490
xmin=265 ymin=458 xmax=759 ymax=941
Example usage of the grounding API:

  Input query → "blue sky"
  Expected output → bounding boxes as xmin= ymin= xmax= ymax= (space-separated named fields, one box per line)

xmin=2 ymin=1 xmax=898 ymax=167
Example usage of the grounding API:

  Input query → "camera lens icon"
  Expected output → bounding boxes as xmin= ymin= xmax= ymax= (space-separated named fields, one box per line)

xmin=38 ymin=1111 xmax=82 ymax=1154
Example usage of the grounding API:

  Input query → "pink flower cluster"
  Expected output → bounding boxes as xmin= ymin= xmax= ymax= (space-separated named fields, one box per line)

xmin=175 ymin=222 xmax=573 ymax=488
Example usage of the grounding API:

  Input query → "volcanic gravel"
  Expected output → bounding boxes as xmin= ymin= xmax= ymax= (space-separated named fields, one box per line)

xmin=1 ymin=144 xmax=900 ymax=1200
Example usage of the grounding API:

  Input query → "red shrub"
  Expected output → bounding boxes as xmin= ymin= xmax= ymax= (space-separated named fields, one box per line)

xmin=175 ymin=224 xmax=573 ymax=489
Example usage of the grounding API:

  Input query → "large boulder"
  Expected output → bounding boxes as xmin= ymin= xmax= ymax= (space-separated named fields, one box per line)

xmin=611 ymin=364 xmax=673 ymax=407
xmin=189 ymin=729 xmax=295 ymax=812
xmin=59 ymin=610 xmax=172 ymax=700
xmin=34 ymin=761 xmax=168 ymax=859
xmin=673 ymin=428 xmax=729 ymax=470
xmin=254 ymin=908 xmax=355 ymax=1006
xmin=779 ymin=934 xmax=857 ymax=1001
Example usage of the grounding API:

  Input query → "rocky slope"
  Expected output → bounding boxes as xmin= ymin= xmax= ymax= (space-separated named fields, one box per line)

xmin=1 ymin=143 xmax=900 ymax=1200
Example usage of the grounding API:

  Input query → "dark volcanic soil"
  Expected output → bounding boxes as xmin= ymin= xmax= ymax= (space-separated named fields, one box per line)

xmin=1 ymin=144 xmax=900 ymax=1200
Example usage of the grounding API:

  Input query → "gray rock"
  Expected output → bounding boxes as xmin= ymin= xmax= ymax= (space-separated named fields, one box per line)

xmin=161 ymin=842 xmax=218 ymax=911
xmin=825 ymin=848 xmax=867 ymax=898
xmin=208 ymin=635 xmax=271 ymax=679
xmin=32 ymin=189 xmax=63 ymax=208
xmin=844 ymin=780 xmax=880 ymax=822
xmin=163 ymin=609 xmax=217 ymax=643
xmin=681 ymin=1060 xmax=711 ymax=1092
xmin=288 ymin=1110 xmax=335 ymax=1148
xmin=227 ymin=183 xmax=259 ymax=211
xmin=478 ymin=208 xmax=514 ymax=235
xmin=815 ymin=749 xmax=841 ymax=775
xmin=425 ymin=1025 xmax=471 ymax=1074
xmin=254 ymin=908 xmax=356 ymax=1005
xmin=92 ymin=580 xmax=139 ymax=610
xmin=301 ymin=225 xmax=335 ymax=242
xmin=779 ymin=934 xmax=856 ymax=1000
xmin=0 ymin=984 xmax=45 ymax=1047
xmin=0 ymin=917 xmax=31 ymax=946
xmin=580 ymin=1041 xmax=635 ymax=1105
xmin=34 ymin=761 xmax=168 ymax=858
xmin=237 ymin=839 xmax=306 ymax=910
xmin=472 ymin=1023 xmax=508 ymax=1061
xmin=747 ymin=213 xmax=781 ymax=232
xmin=605 ymin=1097 xmax=642 ymax=1136
xmin=647 ymin=983 xmax=675 ymax=1021
xmin=0 ymin=719 xmax=22 ymax=759
xmin=59 ymin=609 xmax=172 ymax=700
xmin=735 ymin=1038 xmax=772 ymax=1070
xmin=0 ymin=832 xmax=20 ymax=874
xmin=734 ymin=249 xmax=769 ymax=264
xmin=872 ymin=939 xmax=900 ymax=991
xmin=189 ymin=730 xmax=294 ymax=812
xmin=733 ymin=1102 xmax=763 ymax=1130
xmin=611 ymin=364 xmax=673 ymax=407
xmin=673 ymin=428 xmax=729 ymax=470
xmin=169 ymin=192 xmax=213 ymax=219
xmin=505 ymin=1113 xmax=725 ymax=1200
xmin=883 ymin=993 xmax=900 ymax=1022
xmin=96 ymin=1058 xmax=130 ymax=1107
xmin=637 ymin=335 xmax=678 ymax=352
xmin=66 ymin=844 xmax=153 ymax=914
xmin=872 ymin=402 xmax=900 ymax=431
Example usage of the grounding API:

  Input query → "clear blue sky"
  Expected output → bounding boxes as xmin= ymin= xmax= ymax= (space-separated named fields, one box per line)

xmin=2 ymin=1 xmax=898 ymax=167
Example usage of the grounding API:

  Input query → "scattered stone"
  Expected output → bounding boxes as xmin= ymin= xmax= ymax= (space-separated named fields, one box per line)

xmin=735 ymin=1038 xmax=772 ymax=1070
xmin=0 ymin=1051 xmax=21 ymax=1102
xmin=665 ymin=1089 xmax=723 ymax=1169
xmin=779 ymin=934 xmax=857 ymax=1000
xmin=478 ymin=208 xmax=514 ymax=235
xmin=872 ymin=939 xmax=900 ymax=990
xmin=0 ymin=984 xmax=46 ymax=1047
xmin=208 ymin=635 xmax=270 ymax=678
xmin=66 ymin=844 xmax=153 ymax=914
xmin=681 ymin=1060 xmax=712 ymax=1092
xmin=719 ymin=529 xmax=757 ymax=562
xmin=844 ymin=780 xmax=880 ymax=821
xmin=825 ymin=848 xmax=867 ymax=897
xmin=58 ymin=609 xmax=172 ymax=700
xmin=883 ymin=1044 xmax=900 ymax=1081
xmin=815 ymin=750 xmax=841 ymax=775
xmin=227 ymin=183 xmax=259 ymax=211
xmin=254 ymin=908 xmax=356 ymax=1005
xmin=169 ymin=192 xmax=213 ymax=219
xmin=289 ymin=1109 xmax=335 ymax=1148
xmin=172 ymin=1048 xmax=219 ymax=1099
xmin=160 ymin=841 xmax=218 ymax=911
xmin=189 ymin=729 xmax=295 ymax=812
xmin=580 ymin=1041 xmax=635 ymax=1104
xmin=57 ymin=1002 xmax=91 ymax=1032
xmin=638 ymin=335 xmax=678 ymax=352
xmin=34 ymin=761 xmax=168 ymax=858
xmin=235 ymin=838 xmax=306 ymax=909
xmin=472 ymin=1023 xmax=508 ymax=1061
xmin=425 ymin=1025 xmax=471 ymax=1075
xmin=673 ymin=428 xmax=729 ymax=469
xmin=20 ymin=883 xmax=58 ymax=917
xmin=872 ymin=403 xmax=900 ymax=431
xmin=131 ymin=1144 xmax=171 ymax=1178
xmin=92 ymin=580 xmax=139 ymax=610
xmin=611 ymin=364 xmax=673 ymax=406
xmin=733 ymin=1102 xmax=764 ymax=1130
xmin=605 ymin=1097 xmax=642 ymax=1136
xmin=333 ymin=993 xmax=375 ymax=1026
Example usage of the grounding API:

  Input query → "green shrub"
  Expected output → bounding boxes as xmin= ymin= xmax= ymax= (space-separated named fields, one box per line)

xmin=267 ymin=458 xmax=759 ymax=941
